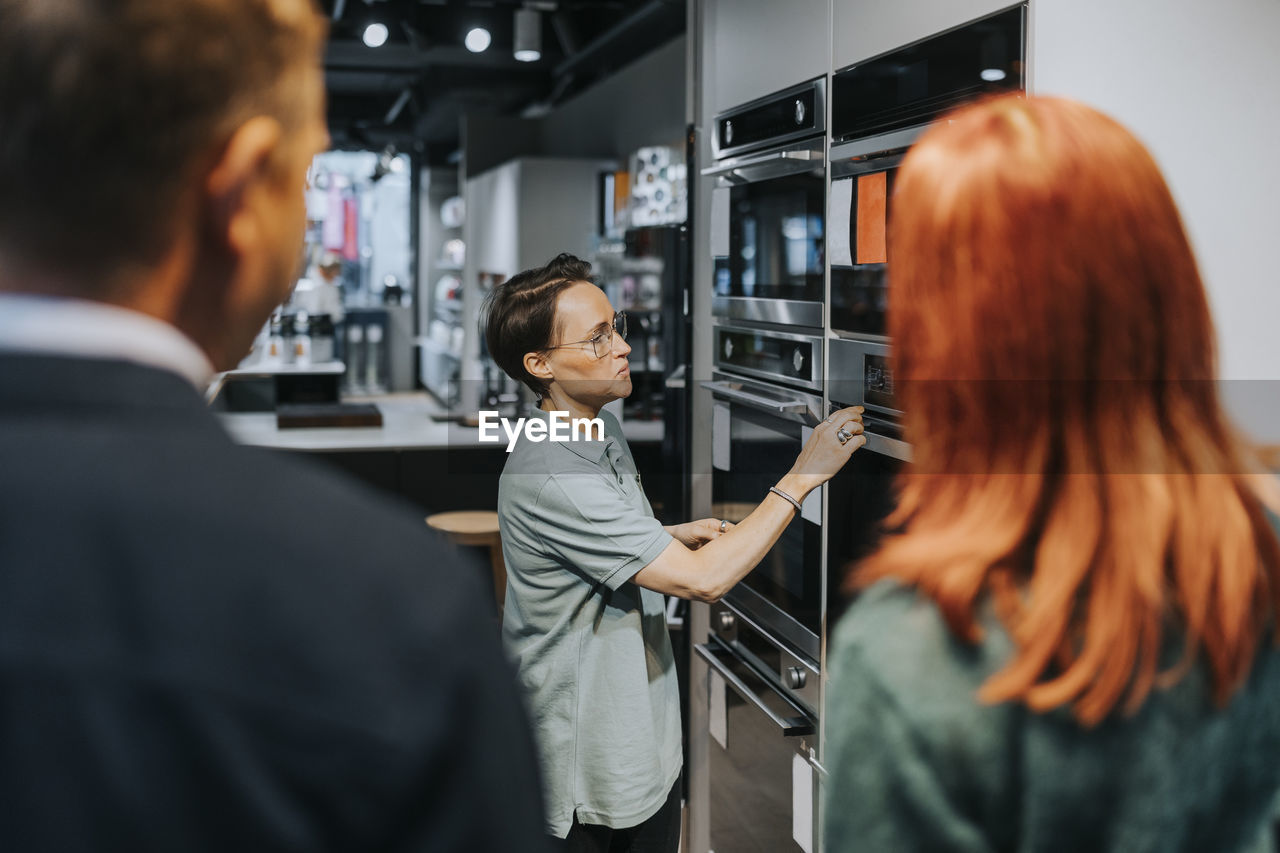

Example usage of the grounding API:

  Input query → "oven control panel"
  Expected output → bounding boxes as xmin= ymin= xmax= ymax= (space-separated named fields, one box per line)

xmin=829 ymin=337 xmax=911 ymax=462
xmin=713 ymin=325 xmax=823 ymax=392
xmin=709 ymin=601 xmax=820 ymax=717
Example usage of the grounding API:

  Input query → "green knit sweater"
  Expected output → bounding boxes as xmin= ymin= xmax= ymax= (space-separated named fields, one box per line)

xmin=823 ymin=574 xmax=1280 ymax=852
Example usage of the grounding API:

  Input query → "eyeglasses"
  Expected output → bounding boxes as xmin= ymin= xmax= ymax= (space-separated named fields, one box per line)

xmin=545 ymin=311 xmax=628 ymax=359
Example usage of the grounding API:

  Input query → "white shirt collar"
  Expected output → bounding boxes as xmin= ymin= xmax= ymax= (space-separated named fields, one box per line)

xmin=0 ymin=293 xmax=215 ymax=388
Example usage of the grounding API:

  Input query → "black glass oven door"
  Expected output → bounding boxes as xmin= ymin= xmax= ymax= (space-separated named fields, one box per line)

xmin=720 ymin=172 xmax=825 ymax=303
xmin=712 ymin=405 xmax=822 ymax=641
xmin=825 ymin=448 xmax=902 ymax=626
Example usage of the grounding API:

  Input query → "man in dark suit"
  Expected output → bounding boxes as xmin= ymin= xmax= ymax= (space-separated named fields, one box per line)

xmin=0 ymin=1 xmax=548 ymax=850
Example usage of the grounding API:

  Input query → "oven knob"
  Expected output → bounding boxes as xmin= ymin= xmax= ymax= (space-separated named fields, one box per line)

xmin=724 ymin=120 xmax=734 ymax=146
xmin=792 ymin=347 xmax=805 ymax=374
xmin=794 ymin=99 xmax=806 ymax=125
xmin=724 ymin=338 xmax=734 ymax=359
xmin=718 ymin=610 xmax=736 ymax=632
xmin=786 ymin=666 xmax=808 ymax=690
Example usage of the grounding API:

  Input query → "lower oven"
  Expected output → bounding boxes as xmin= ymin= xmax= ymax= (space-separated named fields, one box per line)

xmin=824 ymin=336 xmax=909 ymax=644
xmin=702 ymin=364 xmax=824 ymax=661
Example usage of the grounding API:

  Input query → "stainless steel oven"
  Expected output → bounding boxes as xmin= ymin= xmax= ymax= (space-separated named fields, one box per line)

xmin=705 ymin=79 xmax=826 ymax=330
xmin=828 ymin=4 xmax=1025 ymax=338
xmin=825 ymin=337 xmax=909 ymax=628
xmin=702 ymin=332 xmax=826 ymax=662
xmin=703 ymin=370 xmax=824 ymax=660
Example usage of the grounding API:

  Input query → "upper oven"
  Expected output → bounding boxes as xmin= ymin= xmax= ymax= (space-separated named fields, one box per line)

xmin=705 ymin=79 xmax=826 ymax=330
xmin=827 ymin=4 xmax=1025 ymax=339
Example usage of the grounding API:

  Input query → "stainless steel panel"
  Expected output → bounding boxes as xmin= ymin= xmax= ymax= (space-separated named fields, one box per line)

xmin=703 ymin=145 xmax=825 ymax=185
xmin=700 ymin=380 xmax=816 ymax=420
xmin=830 ymin=127 xmax=923 ymax=169
xmin=711 ymin=296 xmax=824 ymax=330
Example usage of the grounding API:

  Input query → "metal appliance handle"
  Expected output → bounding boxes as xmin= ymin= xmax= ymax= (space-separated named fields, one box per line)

xmin=700 ymin=380 xmax=813 ymax=418
xmin=700 ymin=148 xmax=821 ymax=182
xmin=695 ymin=642 xmax=815 ymax=736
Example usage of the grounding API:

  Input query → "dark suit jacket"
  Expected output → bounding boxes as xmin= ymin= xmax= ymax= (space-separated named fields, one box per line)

xmin=0 ymin=353 xmax=550 ymax=852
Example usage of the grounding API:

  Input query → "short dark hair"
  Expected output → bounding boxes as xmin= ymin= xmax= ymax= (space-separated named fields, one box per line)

xmin=483 ymin=253 xmax=593 ymax=399
xmin=0 ymin=0 xmax=324 ymax=294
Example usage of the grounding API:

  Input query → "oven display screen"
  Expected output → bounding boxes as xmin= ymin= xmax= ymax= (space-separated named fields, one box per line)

xmin=864 ymin=354 xmax=895 ymax=410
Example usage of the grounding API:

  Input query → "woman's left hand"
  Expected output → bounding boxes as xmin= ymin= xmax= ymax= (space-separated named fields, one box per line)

xmin=667 ymin=518 xmax=733 ymax=550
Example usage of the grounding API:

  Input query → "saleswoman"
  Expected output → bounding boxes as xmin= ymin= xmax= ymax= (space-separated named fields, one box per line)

xmin=484 ymin=253 xmax=863 ymax=852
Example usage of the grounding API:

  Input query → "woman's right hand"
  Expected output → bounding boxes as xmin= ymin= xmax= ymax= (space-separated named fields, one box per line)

xmin=784 ymin=406 xmax=866 ymax=497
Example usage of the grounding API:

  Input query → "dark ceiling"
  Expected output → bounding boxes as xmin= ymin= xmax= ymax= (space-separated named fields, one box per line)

xmin=317 ymin=0 xmax=686 ymax=165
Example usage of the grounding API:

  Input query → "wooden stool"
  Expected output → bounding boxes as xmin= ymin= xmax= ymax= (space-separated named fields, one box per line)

xmin=426 ymin=510 xmax=506 ymax=617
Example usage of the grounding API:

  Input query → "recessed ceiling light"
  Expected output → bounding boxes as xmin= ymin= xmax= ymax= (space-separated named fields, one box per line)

xmin=363 ymin=22 xmax=389 ymax=48
xmin=980 ymin=67 xmax=1006 ymax=82
xmin=464 ymin=27 xmax=491 ymax=53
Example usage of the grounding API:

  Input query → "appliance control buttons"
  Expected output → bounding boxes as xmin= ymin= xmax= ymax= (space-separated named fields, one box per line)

xmin=786 ymin=666 xmax=808 ymax=689
xmin=724 ymin=338 xmax=734 ymax=358
xmin=795 ymin=99 xmax=806 ymax=125
xmin=724 ymin=120 xmax=734 ymax=145
xmin=792 ymin=347 xmax=805 ymax=373
xmin=718 ymin=610 xmax=736 ymax=632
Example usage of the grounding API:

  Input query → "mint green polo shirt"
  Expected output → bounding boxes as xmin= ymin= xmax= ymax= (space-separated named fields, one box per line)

xmin=498 ymin=406 xmax=681 ymax=839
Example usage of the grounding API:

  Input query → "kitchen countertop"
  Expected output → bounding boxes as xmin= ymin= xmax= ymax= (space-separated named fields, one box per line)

xmin=218 ymin=392 xmax=664 ymax=452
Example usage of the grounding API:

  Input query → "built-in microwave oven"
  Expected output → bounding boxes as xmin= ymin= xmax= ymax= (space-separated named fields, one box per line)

xmin=827 ymin=5 xmax=1025 ymax=338
xmin=706 ymin=79 xmax=826 ymax=330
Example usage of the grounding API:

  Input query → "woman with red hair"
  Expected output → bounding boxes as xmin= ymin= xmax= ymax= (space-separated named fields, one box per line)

xmin=823 ymin=94 xmax=1280 ymax=852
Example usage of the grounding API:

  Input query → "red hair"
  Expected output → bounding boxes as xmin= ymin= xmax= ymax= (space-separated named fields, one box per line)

xmin=854 ymin=95 xmax=1280 ymax=726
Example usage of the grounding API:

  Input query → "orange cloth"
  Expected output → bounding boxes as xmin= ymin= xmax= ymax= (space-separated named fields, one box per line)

xmin=857 ymin=172 xmax=888 ymax=264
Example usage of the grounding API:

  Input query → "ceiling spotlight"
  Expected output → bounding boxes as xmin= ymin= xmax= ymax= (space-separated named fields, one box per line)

xmin=980 ymin=67 xmax=1007 ymax=82
xmin=513 ymin=8 xmax=541 ymax=62
xmin=363 ymin=22 xmax=389 ymax=48
xmin=464 ymin=27 xmax=491 ymax=53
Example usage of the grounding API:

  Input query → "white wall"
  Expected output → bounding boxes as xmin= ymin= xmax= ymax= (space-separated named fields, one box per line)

xmin=460 ymin=162 xmax=521 ymax=405
xmin=516 ymin=158 xmax=613 ymax=271
xmin=1033 ymin=0 xmax=1280 ymax=439
xmin=709 ymin=0 xmax=831 ymax=113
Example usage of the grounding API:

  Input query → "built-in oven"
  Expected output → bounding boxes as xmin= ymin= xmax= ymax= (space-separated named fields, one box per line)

xmin=705 ymin=79 xmax=826 ymax=330
xmin=698 ymin=323 xmax=828 ymax=852
xmin=702 ymin=322 xmax=827 ymax=658
xmin=824 ymin=338 xmax=910 ymax=627
xmin=828 ymin=4 xmax=1025 ymax=338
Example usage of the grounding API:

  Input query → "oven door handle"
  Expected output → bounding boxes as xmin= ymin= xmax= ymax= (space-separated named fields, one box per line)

xmin=700 ymin=380 xmax=819 ymax=421
xmin=700 ymin=149 xmax=821 ymax=183
xmin=695 ymin=642 xmax=815 ymax=736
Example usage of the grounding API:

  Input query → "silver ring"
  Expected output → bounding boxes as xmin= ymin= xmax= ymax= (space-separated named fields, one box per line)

xmin=836 ymin=427 xmax=854 ymax=445
xmin=719 ymin=519 xmax=729 ymax=533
